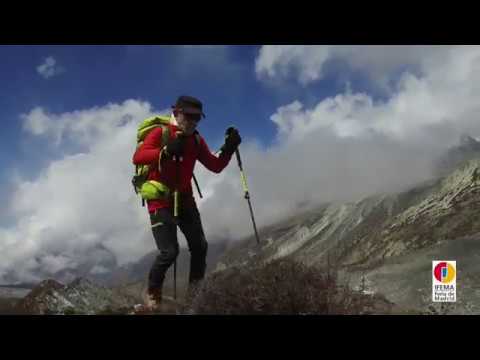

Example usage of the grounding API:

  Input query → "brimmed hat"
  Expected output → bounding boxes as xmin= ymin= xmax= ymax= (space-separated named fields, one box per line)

xmin=172 ymin=95 xmax=205 ymax=118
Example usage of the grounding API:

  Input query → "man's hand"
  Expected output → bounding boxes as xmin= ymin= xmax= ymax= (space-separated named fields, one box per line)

xmin=165 ymin=133 xmax=186 ymax=159
xmin=221 ymin=127 xmax=242 ymax=156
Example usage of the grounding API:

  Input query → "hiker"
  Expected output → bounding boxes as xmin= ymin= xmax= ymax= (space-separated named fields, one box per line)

xmin=132 ymin=95 xmax=241 ymax=310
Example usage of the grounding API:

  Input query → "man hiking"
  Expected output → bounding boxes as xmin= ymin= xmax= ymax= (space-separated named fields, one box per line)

xmin=132 ymin=95 xmax=241 ymax=311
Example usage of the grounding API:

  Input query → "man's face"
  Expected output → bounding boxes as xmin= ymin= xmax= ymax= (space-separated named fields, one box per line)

xmin=176 ymin=111 xmax=201 ymax=136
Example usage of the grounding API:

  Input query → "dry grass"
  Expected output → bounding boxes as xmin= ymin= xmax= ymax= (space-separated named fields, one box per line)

xmin=182 ymin=258 xmax=389 ymax=315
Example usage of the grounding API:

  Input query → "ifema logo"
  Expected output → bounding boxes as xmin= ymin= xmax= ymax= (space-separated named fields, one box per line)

xmin=432 ymin=261 xmax=456 ymax=302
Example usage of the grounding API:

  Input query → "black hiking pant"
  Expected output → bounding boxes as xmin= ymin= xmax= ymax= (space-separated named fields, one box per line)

xmin=148 ymin=204 xmax=208 ymax=293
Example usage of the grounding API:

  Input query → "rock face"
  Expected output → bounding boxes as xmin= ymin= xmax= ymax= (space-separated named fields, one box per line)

xmin=15 ymin=278 xmax=138 ymax=315
xmin=434 ymin=134 xmax=480 ymax=176
xmin=216 ymin=157 xmax=480 ymax=315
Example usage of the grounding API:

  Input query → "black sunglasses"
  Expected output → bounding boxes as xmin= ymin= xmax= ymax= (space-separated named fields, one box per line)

xmin=183 ymin=113 xmax=202 ymax=122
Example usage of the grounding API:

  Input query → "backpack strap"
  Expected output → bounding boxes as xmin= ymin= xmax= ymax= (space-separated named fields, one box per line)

xmin=193 ymin=130 xmax=201 ymax=157
xmin=194 ymin=131 xmax=201 ymax=146
xmin=161 ymin=124 xmax=171 ymax=148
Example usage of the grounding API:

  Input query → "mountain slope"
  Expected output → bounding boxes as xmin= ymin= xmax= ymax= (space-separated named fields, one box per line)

xmin=15 ymin=278 xmax=138 ymax=314
xmin=215 ymin=156 xmax=480 ymax=314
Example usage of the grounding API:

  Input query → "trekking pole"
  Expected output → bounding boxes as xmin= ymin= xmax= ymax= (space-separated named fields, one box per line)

xmin=226 ymin=127 xmax=261 ymax=245
xmin=173 ymin=155 xmax=181 ymax=301
xmin=173 ymin=258 xmax=177 ymax=301
xmin=192 ymin=174 xmax=203 ymax=199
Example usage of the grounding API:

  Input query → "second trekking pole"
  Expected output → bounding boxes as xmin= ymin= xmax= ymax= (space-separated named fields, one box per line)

xmin=173 ymin=153 xmax=181 ymax=301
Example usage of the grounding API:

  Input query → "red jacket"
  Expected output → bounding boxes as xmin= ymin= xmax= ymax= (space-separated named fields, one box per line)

xmin=132 ymin=124 xmax=232 ymax=213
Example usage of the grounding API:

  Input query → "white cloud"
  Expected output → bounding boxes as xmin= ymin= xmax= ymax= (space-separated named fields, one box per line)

xmin=90 ymin=265 xmax=109 ymax=275
xmin=22 ymin=107 xmax=54 ymax=135
xmin=36 ymin=56 xmax=65 ymax=79
xmin=40 ymin=254 xmax=77 ymax=274
xmin=1 ymin=100 xmax=157 ymax=283
xmin=255 ymin=45 xmax=461 ymax=90
xmin=22 ymin=100 xmax=150 ymax=147
xmin=256 ymin=45 xmax=332 ymax=85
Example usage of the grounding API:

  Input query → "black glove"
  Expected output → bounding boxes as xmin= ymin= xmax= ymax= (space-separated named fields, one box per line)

xmin=165 ymin=134 xmax=186 ymax=159
xmin=221 ymin=127 xmax=242 ymax=156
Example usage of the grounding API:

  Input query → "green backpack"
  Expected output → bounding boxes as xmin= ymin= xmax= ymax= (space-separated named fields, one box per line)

xmin=132 ymin=115 xmax=202 ymax=207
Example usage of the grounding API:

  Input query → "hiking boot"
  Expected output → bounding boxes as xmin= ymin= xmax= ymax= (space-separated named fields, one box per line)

xmin=185 ymin=282 xmax=202 ymax=303
xmin=144 ymin=287 xmax=163 ymax=312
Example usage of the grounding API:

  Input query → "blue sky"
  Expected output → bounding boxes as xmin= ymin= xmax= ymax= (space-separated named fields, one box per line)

xmin=0 ymin=45 xmax=349 ymax=203
xmin=4 ymin=45 xmax=480 ymax=283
